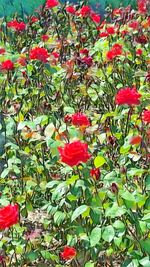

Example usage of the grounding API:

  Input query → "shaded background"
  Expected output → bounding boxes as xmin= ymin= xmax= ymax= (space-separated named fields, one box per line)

xmin=0 ymin=0 xmax=137 ymax=18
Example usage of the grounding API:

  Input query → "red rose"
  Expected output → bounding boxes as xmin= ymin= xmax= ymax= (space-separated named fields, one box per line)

xmin=115 ymin=87 xmax=141 ymax=106
xmin=99 ymin=32 xmax=108 ymax=38
xmin=64 ymin=114 xmax=72 ymax=123
xmin=90 ymin=13 xmax=101 ymax=24
xmin=106 ymin=43 xmax=122 ymax=61
xmin=31 ymin=16 xmax=39 ymax=24
xmin=66 ymin=6 xmax=76 ymax=15
xmin=138 ymin=0 xmax=147 ymax=14
xmin=71 ymin=113 xmax=90 ymax=127
xmin=0 ymin=204 xmax=19 ymax=229
xmin=90 ymin=168 xmax=101 ymax=180
xmin=111 ymin=183 xmax=118 ymax=194
xmin=41 ymin=34 xmax=49 ymax=42
xmin=60 ymin=246 xmax=77 ymax=260
xmin=46 ymin=0 xmax=59 ymax=8
xmin=82 ymin=56 xmax=93 ymax=67
xmin=129 ymin=20 xmax=139 ymax=30
xmin=106 ymin=26 xmax=115 ymax=35
xmin=136 ymin=48 xmax=143 ymax=56
xmin=7 ymin=20 xmax=26 ymax=31
xmin=1 ymin=60 xmax=14 ymax=71
xmin=142 ymin=110 xmax=150 ymax=123
xmin=130 ymin=135 xmax=142 ymax=145
xmin=58 ymin=140 xmax=91 ymax=167
xmin=29 ymin=47 xmax=49 ymax=63
xmin=80 ymin=6 xmax=91 ymax=17
xmin=0 ymin=48 xmax=5 ymax=54
xmin=80 ymin=48 xmax=89 ymax=55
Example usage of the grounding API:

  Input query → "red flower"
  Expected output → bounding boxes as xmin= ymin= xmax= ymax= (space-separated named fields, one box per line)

xmin=136 ymin=35 xmax=148 ymax=44
xmin=0 ymin=48 xmax=5 ymax=54
xmin=106 ymin=43 xmax=122 ymax=61
xmin=99 ymin=32 xmax=108 ymax=38
xmin=106 ymin=26 xmax=115 ymax=35
xmin=41 ymin=34 xmax=49 ymax=42
xmin=111 ymin=183 xmax=118 ymax=194
xmin=82 ymin=56 xmax=93 ymax=67
xmin=138 ymin=0 xmax=147 ymax=14
xmin=29 ymin=47 xmax=49 ymax=63
xmin=142 ymin=110 xmax=150 ymax=123
xmin=31 ymin=16 xmax=39 ymax=24
xmin=90 ymin=168 xmax=101 ymax=180
xmin=51 ymin=51 xmax=59 ymax=58
xmin=80 ymin=6 xmax=91 ymax=17
xmin=46 ymin=0 xmax=59 ymax=8
xmin=0 ymin=204 xmax=19 ymax=229
xmin=136 ymin=48 xmax=143 ymax=56
xmin=1 ymin=60 xmax=14 ymax=71
xmin=58 ymin=140 xmax=91 ymax=167
xmin=129 ymin=20 xmax=139 ymax=30
xmin=7 ymin=20 xmax=26 ymax=31
xmin=66 ymin=6 xmax=76 ymax=14
xmin=115 ymin=87 xmax=141 ymax=106
xmin=71 ymin=113 xmax=90 ymax=127
xmin=130 ymin=135 xmax=142 ymax=145
xmin=80 ymin=48 xmax=89 ymax=55
xmin=60 ymin=246 xmax=77 ymax=260
xmin=90 ymin=13 xmax=101 ymax=24
xmin=64 ymin=114 xmax=72 ymax=123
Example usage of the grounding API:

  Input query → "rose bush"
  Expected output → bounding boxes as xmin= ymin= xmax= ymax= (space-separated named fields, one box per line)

xmin=0 ymin=0 xmax=149 ymax=266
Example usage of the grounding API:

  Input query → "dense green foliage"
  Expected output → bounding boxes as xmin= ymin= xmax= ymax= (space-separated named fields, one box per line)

xmin=0 ymin=0 xmax=149 ymax=266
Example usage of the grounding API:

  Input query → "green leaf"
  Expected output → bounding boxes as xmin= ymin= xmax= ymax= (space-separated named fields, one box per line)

xmin=71 ymin=205 xmax=89 ymax=222
xmin=140 ymin=239 xmax=150 ymax=255
xmin=85 ymin=261 xmax=95 ymax=267
xmin=54 ymin=211 xmax=66 ymax=226
xmin=90 ymin=227 xmax=101 ymax=247
xmin=106 ymin=203 xmax=126 ymax=218
xmin=139 ymin=257 xmax=150 ymax=267
xmin=94 ymin=156 xmax=106 ymax=168
xmin=27 ymin=251 xmax=39 ymax=262
xmin=102 ymin=225 xmax=115 ymax=242
xmin=142 ymin=213 xmax=150 ymax=223
xmin=121 ymin=191 xmax=135 ymax=202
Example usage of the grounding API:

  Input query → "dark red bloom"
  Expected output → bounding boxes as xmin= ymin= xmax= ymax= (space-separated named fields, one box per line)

xmin=58 ymin=140 xmax=91 ymax=167
xmin=115 ymin=87 xmax=141 ymax=106
xmin=7 ymin=20 xmax=26 ymax=31
xmin=130 ymin=135 xmax=142 ymax=145
xmin=0 ymin=48 xmax=5 ymax=54
xmin=1 ymin=60 xmax=14 ymax=71
xmin=142 ymin=110 xmax=150 ymax=123
xmin=66 ymin=6 xmax=76 ymax=14
xmin=136 ymin=35 xmax=148 ymax=44
xmin=90 ymin=13 xmax=101 ymax=24
xmin=60 ymin=246 xmax=77 ymax=260
xmin=0 ymin=204 xmax=19 ymax=229
xmin=46 ymin=0 xmax=59 ymax=8
xmin=111 ymin=183 xmax=118 ymax=194
xmin=82 ymin=56 xmax=93 ymax=67
xmin=80 ymin=6 xmax=91 ymax=17
xmin=29 ymin=47 xmax=49 ymax=63
xmin=41 ymin=34 xmax=49 ymax=42
xmin=80 ymin=48 xmax=89 ymax=55
xmin=90 ymin=168 xmax=101 ymax=180
xmin=71 ymin=113 xmax=90 ymax=127
xmin=64 ymin=114 xmax=72 ymax=123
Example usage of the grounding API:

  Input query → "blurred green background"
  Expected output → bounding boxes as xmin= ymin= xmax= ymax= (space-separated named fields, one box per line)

xmin=0 ymin=0 xmax=137 ymax=18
